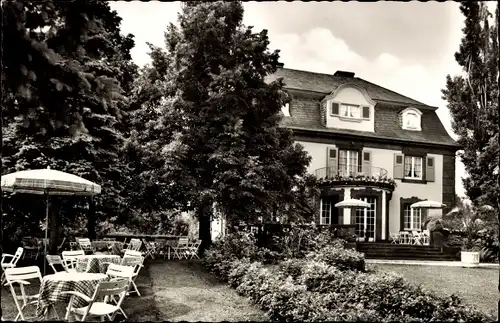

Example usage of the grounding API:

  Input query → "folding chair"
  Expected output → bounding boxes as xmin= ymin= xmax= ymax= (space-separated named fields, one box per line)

xmin=1 ymin=247 xmax=23 ymax=284
xmin=122 ymin=238 xmax=142 ymax=253
xmin=62 ymin=278 xmax=130 ymax=321
xmin=46 ymin=255 xmax=66 ymax=273
xmin=76 ymin=238 xmax=95 ymax=254
xmin=142 ymin=239 xmax=157 ymax=259
xmin=172 ymin=237 xmax=190 ymax=259
xmin=123 ymin=249 xmax=143 ymax=259
xmin=4 ymin=266 xmax=59 ymax=321
xmin=185 ymin=239 xmax=202 ymax=259
xmin=21 ymin=237 xmax=40 ymax=260
xmin=61 ymin=250 xmax=85 ymax=272
xmin=389 ymin=232 xmax=400 ymax=244
xmin=121 ymin=256 xmax=144 ymax=296
xmin=422 ymin=229 xmax=431 ymax=245
xmin=105 ymin=264 xmax=135 ymax=318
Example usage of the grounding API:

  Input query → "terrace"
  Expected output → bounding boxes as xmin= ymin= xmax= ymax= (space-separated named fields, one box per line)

xmin=314 ymin=165 xmax=396 ymax=191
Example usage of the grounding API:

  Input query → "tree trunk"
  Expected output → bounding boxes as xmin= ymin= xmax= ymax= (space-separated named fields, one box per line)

xmin=198 ymin=200 xmax=212 ymax=257
xmin=88 ymin=196 xmax=96 ymax=240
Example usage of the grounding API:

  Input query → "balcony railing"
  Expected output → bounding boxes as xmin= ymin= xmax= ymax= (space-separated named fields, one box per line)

xmin=314 ymin=165 xmax=388 ymax=180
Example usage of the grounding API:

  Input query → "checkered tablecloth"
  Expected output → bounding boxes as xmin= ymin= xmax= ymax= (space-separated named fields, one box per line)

xmin=76 ymin=255 xmax=121 ymax=273
xmin=36 ymin=272 xmax=108 ymax=318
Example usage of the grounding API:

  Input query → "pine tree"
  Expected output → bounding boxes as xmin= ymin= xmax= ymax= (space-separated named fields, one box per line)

xmin=147 ymin=1 xmax=318 ymax=253
xmin=442 ymin=2 xmax=499 ymax=212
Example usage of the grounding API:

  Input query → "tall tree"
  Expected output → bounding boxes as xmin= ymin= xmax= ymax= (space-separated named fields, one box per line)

xmin=2 ymin=0 xmax=137 ymax=250
xmin=442 ymin=2 xmax=499 ymax=213
xmin=148 ymin=1 xmax=317 ymax=253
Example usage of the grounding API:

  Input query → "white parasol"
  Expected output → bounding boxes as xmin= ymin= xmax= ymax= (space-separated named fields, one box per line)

xmin=410 ymin=200 xmax=446 ymax=209
xmin=335 ymin=199 xmax=371 ymax=208
xmin=1 ymin=167 xmax=101 ymax=274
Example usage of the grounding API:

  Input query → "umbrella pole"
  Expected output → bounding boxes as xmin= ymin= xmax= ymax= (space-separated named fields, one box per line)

xmin=44 ymin=194 xmax=49 ymax=275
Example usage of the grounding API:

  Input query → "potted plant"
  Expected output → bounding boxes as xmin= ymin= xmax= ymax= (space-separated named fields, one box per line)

xmin=443 ymin=199 xmax=495 ymax=267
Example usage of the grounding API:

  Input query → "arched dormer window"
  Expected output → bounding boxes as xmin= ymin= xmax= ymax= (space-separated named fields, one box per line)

xmin=401 ymin=108 xmax=422 ymax=131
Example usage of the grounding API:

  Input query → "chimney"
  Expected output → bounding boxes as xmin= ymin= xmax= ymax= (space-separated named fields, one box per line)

xmin=334 ymin=70 xmax=355 ymax=78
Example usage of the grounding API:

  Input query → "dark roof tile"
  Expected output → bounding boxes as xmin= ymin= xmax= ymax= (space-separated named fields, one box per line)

xmin=269 ymin=68 xmax=459 ymax=148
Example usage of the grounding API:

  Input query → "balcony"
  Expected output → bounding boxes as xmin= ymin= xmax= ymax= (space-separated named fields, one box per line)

xmin=314 ymin=165 xmax=396 ymax=191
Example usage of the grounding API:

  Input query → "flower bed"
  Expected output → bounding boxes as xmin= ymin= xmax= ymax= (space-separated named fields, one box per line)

xmin=317 ymin=174 xmax=397 ymax=191
xmin=202 ymin=233 xmax=492 ymax=322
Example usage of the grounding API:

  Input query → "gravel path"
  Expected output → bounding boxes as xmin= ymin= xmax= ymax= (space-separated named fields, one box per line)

xmin=148 ymin=260 xmax=267 ymax=322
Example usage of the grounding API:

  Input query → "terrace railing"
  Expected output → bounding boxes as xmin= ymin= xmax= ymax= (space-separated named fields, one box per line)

xmin=314 ymin=165 xmax=389 ymax=180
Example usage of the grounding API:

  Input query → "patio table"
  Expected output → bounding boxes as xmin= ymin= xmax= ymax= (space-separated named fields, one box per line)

xmin=36 ymin=272 xmax=107 ymax=319
xmin=75 ymin=254 xmax=121 ymax=273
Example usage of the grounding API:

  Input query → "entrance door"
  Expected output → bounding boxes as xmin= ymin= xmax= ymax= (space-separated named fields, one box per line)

xmin=355 ymin=197 xmax=376 ymax=242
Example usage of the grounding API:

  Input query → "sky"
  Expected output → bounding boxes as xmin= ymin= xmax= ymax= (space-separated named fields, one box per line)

xmin=109 ymin=1 xmax=496 ymax=198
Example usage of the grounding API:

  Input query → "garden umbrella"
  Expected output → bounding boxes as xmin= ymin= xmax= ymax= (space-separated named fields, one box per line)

xmin=410 ymin=200 xmax=446 ymax=209
xmin=335 ymin=199 xmax=370 ymax=208
xmin=1 ymin=167 xmax=101 ymax=274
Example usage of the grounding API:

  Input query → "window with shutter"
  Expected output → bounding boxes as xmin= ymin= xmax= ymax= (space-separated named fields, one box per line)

xmin=393 ymin=153 xmax=404 ymax=179
xmin=362 ymin=106 xmax=370 ymax=119
xmin=362 ymin=151 xmax=371 ymax=176
xmin=426 ymin=156 xmax=435 ymax=182
xmin=326 ymin=147 xmax=338 ymax=178
xmin=331 ymin=102 xmax=339 ymax=116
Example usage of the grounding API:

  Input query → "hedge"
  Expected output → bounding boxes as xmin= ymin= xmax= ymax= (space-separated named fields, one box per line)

xmin=202 ymin=237 xmax=492 ymax=322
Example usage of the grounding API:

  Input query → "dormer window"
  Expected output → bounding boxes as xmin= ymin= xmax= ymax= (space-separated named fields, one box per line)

xmin=401 ymin=108 xmax=422 ymax=131
xmin=331 ymin=102 xmax=370 ymax=120
xmin=281 ymin=103 xmax=291 ymax=117
xmin=340 ymin=104 xmax=360 ymax=118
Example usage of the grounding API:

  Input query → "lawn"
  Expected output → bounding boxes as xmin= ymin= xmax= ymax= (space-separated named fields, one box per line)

xmin=372 ymin=264 xmax=498 ymax=319
xmin=0 ymin=259 xmax=266 ymax=322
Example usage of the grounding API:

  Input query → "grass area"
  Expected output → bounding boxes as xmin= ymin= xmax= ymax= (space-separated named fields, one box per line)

xmin=1 ymin=258 xmax=266 ymax=322
xmin=148 ymin=259 xmax=267 ymax=322
xmin=373 ymin=264 xmax=498 ymax=318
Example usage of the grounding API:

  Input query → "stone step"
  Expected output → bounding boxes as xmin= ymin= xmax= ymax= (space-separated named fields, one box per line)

xmin=365 ymin=255 xmax=457 ymax=261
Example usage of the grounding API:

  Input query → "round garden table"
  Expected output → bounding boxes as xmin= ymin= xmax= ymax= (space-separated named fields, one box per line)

xmin=75 ymin=254 xmax=121 ymax=273
xmin=36 ymin=272 xmax=108 ymax=319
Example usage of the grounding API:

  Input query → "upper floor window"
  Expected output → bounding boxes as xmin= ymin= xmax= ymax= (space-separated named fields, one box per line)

xmin=339 ymin=150 xmax=359 ymax=175
xmin=404 ymin=156 xmax=422 ymax=179
xmin=340 ymin=104 xmax=360 ymax=118
xmin=331 ymin=102 xmax=370 ymax=120
xmin=401 ymin=108 xmax=422 ymax=131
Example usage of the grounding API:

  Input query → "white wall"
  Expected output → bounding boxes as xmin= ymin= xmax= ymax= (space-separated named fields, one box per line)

xmin=325 ymin=86 xmax=375 ymax=132
xmin=297 ymin=141 xmax=444 ymax=232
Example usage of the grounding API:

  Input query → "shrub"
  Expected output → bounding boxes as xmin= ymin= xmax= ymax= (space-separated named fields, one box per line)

xmin=278 ymin=259 xmax=307 ymax=281
xmin=307 ymin=245 xmax=366 ymax=272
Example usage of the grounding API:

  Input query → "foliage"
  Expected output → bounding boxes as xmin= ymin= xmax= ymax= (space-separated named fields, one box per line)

xmin=2 ymin=0 xmax=139 ymax=250
xmin=134 ymin=1 xmax=318 ymax=253
xmin=203 ymin=251 xmax=491 ymax=322
xmin=442 ymin=198 xmax=496 ymax=251
xmin=442 ymin=2 xmax=499 ymax=211
xmin=306 ymin=245 xmax=366 ymax=272
xmin=317 ymin=173 xmax=397 ymax=191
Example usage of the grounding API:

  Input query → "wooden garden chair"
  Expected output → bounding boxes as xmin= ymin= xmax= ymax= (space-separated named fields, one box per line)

xmin=142 ymin=239 xmax=157 ymax=259
xmin=4 ymin=266 xmax=59 ymax=321
xmin=121 ymin=256 xmax=144 ymax=296
xmin=61 ymin=250 xmax=85 ymax=272
xmin=172 ymin=237 xmax=190 ymax=259
xmin=185 ymin=239 xmax=202 ymax=259
xmin=61 ymin=278 xmax=130 ymax=321
xmin=76 ymin=238 xmax=95 ymax=254
xmin=389 ymin=232 xmax=400 ymax=244
xmin=46 ymin=255 xmax=66 ymax=273
xmin=1 ymin=247 xmax=23 ymax=285
xmin=105 ymin=264 xmax=135 ymax=319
